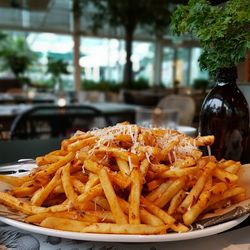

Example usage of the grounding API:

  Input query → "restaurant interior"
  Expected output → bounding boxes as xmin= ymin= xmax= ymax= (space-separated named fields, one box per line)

xmin=0 ymin=0 xmax=249 ymax=163
xmin=0 ymin=0 xmax=250 ymax=248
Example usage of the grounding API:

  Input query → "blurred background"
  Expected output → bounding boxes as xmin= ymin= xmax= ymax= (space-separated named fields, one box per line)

xmin=0 ymin=0 xmax=249 ymax=159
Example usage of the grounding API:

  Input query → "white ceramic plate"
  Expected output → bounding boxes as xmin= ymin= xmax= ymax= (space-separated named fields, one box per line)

xmin=0 ymin=215 xmax=248 ymax=242
xmin=0 ymin=163 xmax=248 ymax=242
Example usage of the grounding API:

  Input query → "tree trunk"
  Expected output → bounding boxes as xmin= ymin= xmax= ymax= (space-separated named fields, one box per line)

xmin=124 ymin=27 xmax=134 ymax=87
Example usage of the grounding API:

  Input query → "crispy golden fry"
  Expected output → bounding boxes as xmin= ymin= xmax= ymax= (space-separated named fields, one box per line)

xmin=0 ymin=191 xmax=49 ymax=214
xmin=129 ymin=168 xmax=141 ymax=224
xmin=213 ymin=167 xmax=239 ymax=183
xmin=61 ymin=163 xmax=78 ymax=208
xmin=0 ymin=175 xmax=32 ymax=187
xmin=140 ymin=196 xmax=175 ymax=226
xmin=193 ymin=135 xmax=215 ymax=146
xmin=146 ymin=181 xmax=173 ymax=202
xmin=179 ymin=161 xmax=216 ymax=213
xmin=93 ymin=196 xmax=110 ymax=210
xmin=161 ymin=167 xmax=198 ymax=178
xmin=147 ymin=179 xmax=164 ymax=191
xmin=85 ymin=211 xmax=115 ymax=223
xmin=183 ymin=190 xmax=211 ymax=225
xmin=97 ymin=147 xmax=140 ymax=168
xmin=81 ymin=223 xmax=167 ymax=234
xmin=117 ymin=197 xmax=164 ymax=226
xmin=41 ymin=217 xmax=91 ymax=231
xmin=25 ymin=211 xmax=99 ymax=224
xmin=72 ymin=177 xmax=85 ymax=194
xmin=68 ymin=137 xmax=96 ymax=152
xmin=225 ymin=163 xmax=241 ymax=174
xmin=77 ymin=184 xmax=103 ymax=206
xmin=11 ymin=186 xmax=38 ymax=198
xmin=36 ymin=152 xmax=75 ymax=177
xmin=208 ymin=187 xmax=245 ymax=206
xmin=150 ymin=164 xmax=169 ymax=174
xmin=168 ymin=189 xmax=186 ymax=215
xmin=99 ymin=168 xmax=128 ymax=224
xmin=31 ymin=168 xmax=62 ymax=206
xmin=84 ymin=159 xmax=131 ymax=189
xmin=116 ymin=158 xmax=130 ymax=176
xmin=84 ymin=173 xmax=99 ymax=192
xmin=140 ymin=159 xmax=150 ymax=180
xmin=154 ymin=177 xmax=186 ymax=208
xmin=172 ymin=157 xmax=196 ymax=169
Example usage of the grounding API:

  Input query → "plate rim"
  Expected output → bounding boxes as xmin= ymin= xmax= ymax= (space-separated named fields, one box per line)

xmin=0 ymin=214 xmax=248 ymax=242
xmin=0 ymin=163 xmax=248 ymax=242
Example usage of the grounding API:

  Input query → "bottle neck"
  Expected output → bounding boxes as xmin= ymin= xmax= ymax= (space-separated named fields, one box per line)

xmin=216 ymin=67 xmax=237 ymax=85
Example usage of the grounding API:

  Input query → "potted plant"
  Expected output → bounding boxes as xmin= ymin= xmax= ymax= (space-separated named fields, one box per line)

xmin=0 ymin=35 xmax=36 ymax=87
xmin=46 ymin=57 xmax=69 ymax=93
xmin=171 ymin=0 xmax=250 ymax=161
xmin=81 ymin=79 xmax=123 ymax=103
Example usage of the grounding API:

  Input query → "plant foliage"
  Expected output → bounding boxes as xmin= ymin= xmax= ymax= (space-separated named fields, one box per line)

xmin=47 ymin=57 xmax=69 ymax=83
xmin=0 ymin=35 xmax=37 ymax=80
xmin=85 ymin=0 xmax=171 ymax=86
xmin=171 ymin=0 xmax=250 ymax=75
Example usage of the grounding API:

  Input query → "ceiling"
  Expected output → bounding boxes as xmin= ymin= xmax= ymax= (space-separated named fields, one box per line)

xmin=0 ymin=0 xmax=223 ymax=42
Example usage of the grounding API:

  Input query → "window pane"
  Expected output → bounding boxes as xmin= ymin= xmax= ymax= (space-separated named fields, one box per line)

xmin=162 ymin=47 xmax=174 ymax=87
xmin=80 ymin=37 xmax=125 ymax=83
xmin=132 ymin=41 xmax=154 ymax=85
xmin=190 ymin=48 xmax=209 ymax=84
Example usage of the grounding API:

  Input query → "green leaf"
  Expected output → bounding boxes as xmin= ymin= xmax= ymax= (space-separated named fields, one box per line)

xmin=171 ymin=0 xmax=250 ymax=76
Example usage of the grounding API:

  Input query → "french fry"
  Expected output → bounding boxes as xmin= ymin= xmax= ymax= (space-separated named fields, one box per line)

xmin=140 ymin=196 xmax=175 ymax=226
xmin=183 ymin=190 xmax=211 ymax=225
xmin=154 ymin=177 xmax=186 ymax=208
xmin=11 ymin=185 xmax=38 ymax=198
xmin=84 ymin=159 xmax=131 ymax=189
xmin=72 ymin=177 xmax=85 ymax=194
xmin=85 ymin=211 xmax=115 ymax=223
xmin=0 ymin=174 xmax=32 ymax=187
xmin=147 ymin=179 xmax=164 ymax=191
xmin=25 ymin=211 xmax=99 ymax=224
xmin=172 ymin=157 xmax=196 ymax=169
xmin=77 ymin=184 xmax=103 ymax=207
xmin=150 ymin=164 xmax=169 ymax=174
xmin=84 ymin=173 xmax=99 ymax=192
xmin=99 ymin=168 xmax=128 ymax=224
xmin=31 ymin=168 xmax=62 ymax=206
xmin=93 ymin=196 xmax=110 ymax=210
xmin=179 ymin=161 xmax=216 ymax=213
xmin=168 ymin=189 xmax=186 ymax=215
xmin=81 ymin=223 xmax=167 ymax=234
xmin=213 ymin=167 xmax=239 ymax=183
xmin=146 ymin=181 xmax=173 ymax=202
xmin=0 ymin=191 xmax=49 ymax=215
xmin=161 ymin=167 xmax=198 ymax=178
xmin=36 ymin=152 xmax=75 ymax=177
xmin=116 ymin=158 xmax=130 ymax=176
xmin=67 ymin=136 xmax=96 ymax=152
xmin=61 ymin=163 xmax=78 ymax=208
xmin=140 ymin=159 xmax=150 ymax=180
xmin=41 ymin=217 xmax=91 ymax=232
xmin=193 ymin=135 xmax=215 ymax=146
xmin=208 ymin=187 xmax=245 ymax=206
xmin=129 ymin=168 xmax=141 ymax=224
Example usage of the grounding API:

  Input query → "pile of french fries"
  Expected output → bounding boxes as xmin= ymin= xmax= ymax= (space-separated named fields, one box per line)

xmin=0 ymin=123 xmax=246 ymax=235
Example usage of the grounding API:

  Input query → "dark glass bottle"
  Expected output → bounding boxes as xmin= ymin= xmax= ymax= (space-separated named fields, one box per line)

xmin=199 ymin=67 xmax=249 ymax=162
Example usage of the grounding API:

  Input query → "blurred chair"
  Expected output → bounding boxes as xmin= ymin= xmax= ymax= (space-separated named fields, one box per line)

xmin=157 ymin=94 xmax=196 ymax=126
xmin=10 ymin=105 xmax=112 ymax=139
xmin=0 ymin=138 xmax=62 ymax=164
